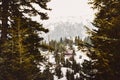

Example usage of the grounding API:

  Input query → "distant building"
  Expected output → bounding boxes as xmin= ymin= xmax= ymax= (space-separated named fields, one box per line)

xmin=64 ymin=48 xmax=73 ymax=58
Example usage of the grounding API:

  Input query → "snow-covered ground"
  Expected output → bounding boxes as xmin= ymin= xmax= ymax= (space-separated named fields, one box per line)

xmin=40 ymin=44 xmax=90 ymax=80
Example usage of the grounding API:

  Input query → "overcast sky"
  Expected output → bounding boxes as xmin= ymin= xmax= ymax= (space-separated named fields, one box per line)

xmin=47 ymin=0 xmax=96 ymax=21
xmin=30 ymin=0 xmax=96 ymax=24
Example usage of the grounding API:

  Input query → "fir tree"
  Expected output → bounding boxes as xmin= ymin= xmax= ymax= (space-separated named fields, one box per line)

xmin=88 ymin=0 xmax=120 ymax=80
xmin=66 ymin=69 xmax=74 ymax=80
xmin=40 ymin=67 xmax=53 ymax=80
xmin=55 ymin=65 xmax=63 ymax=79
xmin=0 ymin=0 xmax=51 ymax=80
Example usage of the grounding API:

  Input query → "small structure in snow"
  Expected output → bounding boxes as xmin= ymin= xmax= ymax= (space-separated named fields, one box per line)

xmin=64 ymin=48 xmax=74 ymax=59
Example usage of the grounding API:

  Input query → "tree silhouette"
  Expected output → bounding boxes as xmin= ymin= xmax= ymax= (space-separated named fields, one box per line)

xmin=88 ymin=0 xmax=120 ymax=80
xmin=0 ymin=0 xmax=51 ymax=80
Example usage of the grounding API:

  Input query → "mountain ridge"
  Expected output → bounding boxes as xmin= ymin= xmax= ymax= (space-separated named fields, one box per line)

xmin=42 ymin=16 xmax=95 ymax=41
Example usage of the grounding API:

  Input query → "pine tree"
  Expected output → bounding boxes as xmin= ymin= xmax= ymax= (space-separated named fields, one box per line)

xmin=55 ymin=65 xmax=63 ymax=79
xmin=81 ymin=60 xmax=95 ymax=80
xmin=40 ymin=67 xmax=53 ymax=80
xmin=0 ymin=0 xmax=51 ymax=80
xmin=66 ymin=69 xmax=74 ymax=80
xmin=71 ymin=57 xmax=80 ymax=74
xmin=88 ymin=0 xmax=120 ymax=80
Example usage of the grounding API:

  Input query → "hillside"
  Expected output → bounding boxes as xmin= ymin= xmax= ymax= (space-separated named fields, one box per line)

xmin=39 ymin=37 xmax=92 ymax=80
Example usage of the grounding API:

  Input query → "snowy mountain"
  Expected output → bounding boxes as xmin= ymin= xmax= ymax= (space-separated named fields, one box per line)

xmin=43 ymin=16 xmax=95 ymax=41
xmin=39 ymin=17 xmax=94 ymax=80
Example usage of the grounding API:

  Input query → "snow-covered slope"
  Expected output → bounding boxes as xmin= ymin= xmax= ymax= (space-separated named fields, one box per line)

xmin=53 ymin=45 xmax=90 ymax=80
xmin=39 ymin=16 xmax=94 ymax=80
xmin=40 ymin=44 xmax=90 ymax=80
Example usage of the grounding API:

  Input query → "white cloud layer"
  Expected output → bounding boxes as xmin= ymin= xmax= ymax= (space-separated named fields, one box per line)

xmin=47 ymin=0 xmax=96 ymax=21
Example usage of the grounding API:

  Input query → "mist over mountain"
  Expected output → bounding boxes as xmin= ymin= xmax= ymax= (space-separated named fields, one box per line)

xmin=43 ymin=16 xmax=95 ymax=41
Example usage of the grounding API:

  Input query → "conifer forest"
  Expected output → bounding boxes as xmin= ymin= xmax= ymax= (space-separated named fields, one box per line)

xmin=0 ymin=0 xmax=120 ymax=80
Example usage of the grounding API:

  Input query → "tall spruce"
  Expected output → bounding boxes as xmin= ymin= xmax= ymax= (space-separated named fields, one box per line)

xmin=0 ymin=0 xmax=50 ymax=80
xmin=88 ymin=0 xmax=120 ymax=80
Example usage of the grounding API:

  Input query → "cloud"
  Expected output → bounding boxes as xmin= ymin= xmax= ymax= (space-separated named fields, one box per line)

xmin=47 ymin=0 xmax=95 ymax=21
